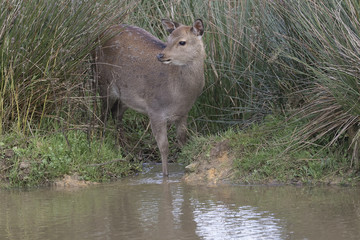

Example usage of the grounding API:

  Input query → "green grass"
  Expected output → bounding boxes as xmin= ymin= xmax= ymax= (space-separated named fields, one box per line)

xmin=180 ymin=116 xmax=359 ymax=185
xmin=0 ymin=129 xmax=141 ymax=188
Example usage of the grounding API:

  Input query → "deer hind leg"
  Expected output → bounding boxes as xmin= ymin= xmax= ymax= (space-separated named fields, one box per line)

xmin=111 ymin=100 xmax=128 ymax=128
xmin=150 ymin=118 xmax=169 ymax=177
xmin=100 ymin=95 xmax=117 ymax=127
xmin=175 ymin=115 xmax=188 ymax=147
xmin=111 ymin=100 xmax=128 ymax=147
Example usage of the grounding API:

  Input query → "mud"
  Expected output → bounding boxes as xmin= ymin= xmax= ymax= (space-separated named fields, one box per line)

xmin=53 ymin=174 xmax=98 ymax=188
xmin=183 ymin=140 xmax=234 ymax=186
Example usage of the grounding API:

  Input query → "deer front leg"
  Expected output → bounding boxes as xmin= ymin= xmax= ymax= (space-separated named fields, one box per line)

xmin=150 ymin=118 xmax=169 ymax=177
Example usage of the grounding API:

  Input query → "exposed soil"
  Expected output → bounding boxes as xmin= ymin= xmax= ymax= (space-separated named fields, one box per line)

xmin=182 ymin=140 xmax=234 ymax=186
xmin=52 ymin=174 xmax=98 ymax=188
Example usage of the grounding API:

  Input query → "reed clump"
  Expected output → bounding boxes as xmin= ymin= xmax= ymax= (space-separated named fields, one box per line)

xmin=0 ymin=0 xmax=131 ymax=134
xmin=271 ymin=0 xmax=360 ymax=168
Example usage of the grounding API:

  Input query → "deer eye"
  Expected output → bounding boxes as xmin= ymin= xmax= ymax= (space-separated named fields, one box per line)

xmin=179 ymin=41 xmax=186 ymax=46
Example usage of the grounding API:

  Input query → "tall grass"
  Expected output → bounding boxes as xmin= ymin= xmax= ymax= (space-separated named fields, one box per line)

xmin=1 ymin=0 xmax=359 ymax=169
xmin=0 ymin=0 xmax=131 ymax=134
xmin=269 ymin=0 xmax=360 ymax=168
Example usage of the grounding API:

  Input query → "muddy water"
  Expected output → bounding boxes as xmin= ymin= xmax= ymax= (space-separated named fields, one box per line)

xmin=1 ymin=164 xmax=360 ymax=240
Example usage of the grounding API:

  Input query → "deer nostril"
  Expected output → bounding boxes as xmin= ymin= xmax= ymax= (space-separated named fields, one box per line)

xmin=157 ymin=53 xmax=164 ymax=61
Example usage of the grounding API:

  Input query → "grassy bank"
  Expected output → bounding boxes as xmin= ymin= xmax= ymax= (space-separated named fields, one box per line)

xmin=0 ymin=129 xmax=141 ymax=188
xmin=180 ymin=116 xmax=359 ymax=185
xmin=1 ymin=0 xmax=359 ymax=187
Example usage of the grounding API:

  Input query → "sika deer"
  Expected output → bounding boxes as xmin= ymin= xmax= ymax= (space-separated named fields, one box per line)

xmin=92 ymin=19 xmax=205 ymax=176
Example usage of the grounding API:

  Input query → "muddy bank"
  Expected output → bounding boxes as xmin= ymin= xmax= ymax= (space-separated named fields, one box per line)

xmin=183 ymin=140 xmax=234 ymax=186
xmin=52 ymin=174 xmax=99 ymax=188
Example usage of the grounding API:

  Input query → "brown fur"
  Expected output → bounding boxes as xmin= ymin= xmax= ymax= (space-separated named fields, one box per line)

xmin=92 ymin=19 xmax=206 ymax=176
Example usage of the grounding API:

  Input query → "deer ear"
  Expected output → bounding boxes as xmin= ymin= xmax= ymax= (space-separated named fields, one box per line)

xmin=191 ymin=19 xmax=204 ymax=37
xmin=161 ymin=19 xmax=181 ymax=34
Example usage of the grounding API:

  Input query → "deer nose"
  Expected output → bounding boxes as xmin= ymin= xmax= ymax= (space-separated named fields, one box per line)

xmin=157 ymin=53 xmax=164 ymax=61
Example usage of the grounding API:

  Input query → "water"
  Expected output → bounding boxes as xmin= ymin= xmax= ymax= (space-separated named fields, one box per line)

xmin=1 ymin=164 xmax=360 ymax=240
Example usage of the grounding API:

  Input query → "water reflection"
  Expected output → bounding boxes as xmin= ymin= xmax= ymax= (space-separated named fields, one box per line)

xmin=192 ymin=203 xmax=283 ymax=239
xmin=0 ymin=164 xmax=360 ymax=240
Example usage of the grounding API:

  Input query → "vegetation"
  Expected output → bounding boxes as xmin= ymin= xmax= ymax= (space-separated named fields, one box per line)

xmin=0 ymin=0 xmax=359 ymax=186
xmin=0 ymin=129 xmax=141 ymax=188
xmin=180 ymin=116 xmax=359 ymax=185
xmin=0 ymin=0 xmax=142 ymax=186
